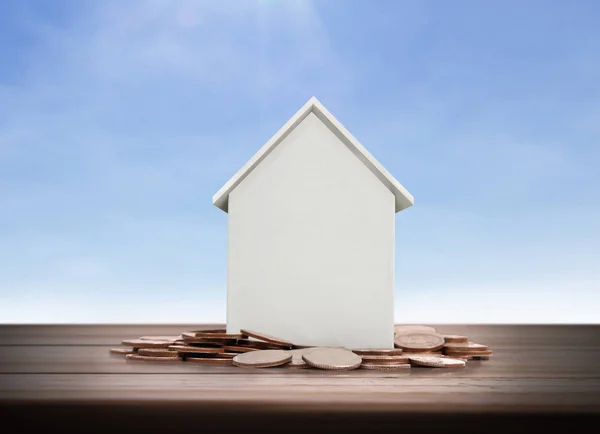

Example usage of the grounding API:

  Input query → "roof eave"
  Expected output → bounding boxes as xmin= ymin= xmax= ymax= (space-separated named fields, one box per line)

xmin=212 ymin=98 xmax=317 ymax=213
xmin=212 ymin=96 xmax=414 ymax=214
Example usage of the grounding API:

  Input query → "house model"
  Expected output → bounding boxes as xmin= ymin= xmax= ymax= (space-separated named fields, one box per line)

xmin=213 ymin=97 xmax=414 ymax=349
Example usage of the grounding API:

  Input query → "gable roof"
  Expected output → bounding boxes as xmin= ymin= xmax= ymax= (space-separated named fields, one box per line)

xmin=212 ymin=96 xmax=414 ymax=213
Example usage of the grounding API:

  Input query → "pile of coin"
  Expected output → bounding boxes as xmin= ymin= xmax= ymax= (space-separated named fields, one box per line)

xmin=110 ymin=325 xmax=493 ymax=370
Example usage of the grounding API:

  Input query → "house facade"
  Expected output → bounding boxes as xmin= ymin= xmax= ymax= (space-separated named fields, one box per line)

xmin=213 ymin=97 xmax=413 ymax=348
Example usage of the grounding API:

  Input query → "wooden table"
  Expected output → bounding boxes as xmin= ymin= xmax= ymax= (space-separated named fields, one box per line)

xmin=1 ymin=324 xmax=598 ymax=433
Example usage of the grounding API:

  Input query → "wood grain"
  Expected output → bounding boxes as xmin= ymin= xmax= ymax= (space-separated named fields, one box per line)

xmin=0 ymin=345 xmax=597 ymax=378
xmin=0 ymin=324 xmax=598 ymax=433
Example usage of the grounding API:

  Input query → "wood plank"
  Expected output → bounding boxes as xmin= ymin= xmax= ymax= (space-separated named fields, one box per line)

xmin=0 ymin=324 xmax=223 ymax=345
xmin=2 ymin=403 xmax=597 ymax=434
xmin=0 ymin=325 xmax=598 ymax=433
xmin=1 ymin=374 xmax=599 ymax=412
xmin=2 ymin=324 xmax=598 ymax=347
xmin=0 ymin=325 xmax=598 ymax=413
xmin=0 ymin=345 xmax=598 ymax=377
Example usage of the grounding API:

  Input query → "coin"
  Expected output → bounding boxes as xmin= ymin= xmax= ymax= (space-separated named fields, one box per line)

xmin=223 ymin=345 xmax=261 ymax=353
xmin=401 ymin=352 xmax=446 ymax=358
xmin=110 ymin=347 xmax=135 ymax=355
xmin=181 ymin=334 xmax=234 ymax=345
xmin=139 ymin=336 xmax=180 ymax=342
xmin=115 ymin=326 xmax=492 ymax=370
xmin=444 ymin=342 xmax=489 ymax=352
xmin=236 ymin=338 xmax=289 ymax=350
xmin=126 ymin=354 xmax=182 ymax=362
xmin=352 ymin=348 xmax=404 ymax=356
xmin=361 ymin=362 xmax=411 ymax=370
xmin=359 ymin=354 xmax=409 ymax=364
xmin=394 ymin=333 xmax=445 ymax=351
xmin=183 ymin=341 xmax=226 ymax=348
xmin=181 ymin=332 xmax=202 ymax=341
xmin=445 ymin=349 xmax=493 ymax=358
xmin=181 ymin=332 xmax=236 ymax=343
xmin=185 ymin=357 xmax=234 ymax=365
xmin=443 ymin=335 xmax=469 ymax=343
xmin=121 ymin=339 xmax=174 ymax=349
xmin=445 ymin=354 xmax=471 ymax=360
xmin=168 ymin=345 xmax=223 ymax=354
xmin=409 ymin=356 xmax=466 ymax=368
xmin=287 ymin=346 xmax=342 ymax=367
xmin=239 ymin=329 xmax=294 ymax=347
xmin=193 ymin=331 xmax=245 ymax=339
xmin=285 ymin=348 xmax=315 ymax=368
xmin=301 ymin=348 xmax=362 ymax=371
xmin=137 ymin=348 xmax=180 ymax=357
xmin=185 ymin=329 xmax=226 ymax=335
xmin=232 ymin=349 xmax=292 ymax=368
xmin=210 ymin=352 xmax=238 ymax=359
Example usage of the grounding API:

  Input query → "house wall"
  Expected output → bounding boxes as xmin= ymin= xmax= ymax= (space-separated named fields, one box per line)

xmin=226 ymin=112 xmax=395 ymax=348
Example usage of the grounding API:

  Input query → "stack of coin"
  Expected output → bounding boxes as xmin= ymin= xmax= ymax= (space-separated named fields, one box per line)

xmin=117 ymin=337 xmax=183 ymax=362
xmin=442 ymin=341 xmax=493 ymax=360
xmin=353 ymin=349 xmax=411 ymax=370
xmin=109 ymin=325 xmax=493 ymax=368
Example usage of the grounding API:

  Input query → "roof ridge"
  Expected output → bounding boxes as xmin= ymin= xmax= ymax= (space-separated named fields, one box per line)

xmin=212 ymin=97 xmax=414 ymax=213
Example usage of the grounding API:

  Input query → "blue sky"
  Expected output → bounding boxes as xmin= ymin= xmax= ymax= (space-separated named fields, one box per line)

xmin=1 ymin=0 xmax=598 ymax=323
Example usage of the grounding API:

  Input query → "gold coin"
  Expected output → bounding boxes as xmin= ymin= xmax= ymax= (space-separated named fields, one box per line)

xmin=352 ymin=348 xmax=403 ymax=356
xmin=239 ymin=329 xmax=294 ymax=347
xmin=394 ymin=333 xmax=445 ymax=351
xmin=301 ymin=348 xmax=362 ymax=371
xmin=443 ymin=342 xmax=488 ymax=352
xmin=110 ymin=347 xmax=135 ymax=355
xmin=121 ymin=339 xmax=174 ymax=349
xmin=359 ymin=354 xmax=410 ymax=364
xmin=409 ymin=356 xmax=466 ymax=368
xmin=137 ymin=348 xmax=180 ymax=357
xmin=168 ymin=345 xmax=223 ymax=354
xmin=232 ymin=350 xmax=292 ymax=368
xmin=126 ymin=354 xmax=182 ymax=362
xmin=361 ymin=362 xmax=411 ymax=370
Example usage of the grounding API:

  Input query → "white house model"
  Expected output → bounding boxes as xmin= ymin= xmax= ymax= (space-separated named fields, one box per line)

xmin=213 ymin=97 xmax=414 ymax=349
